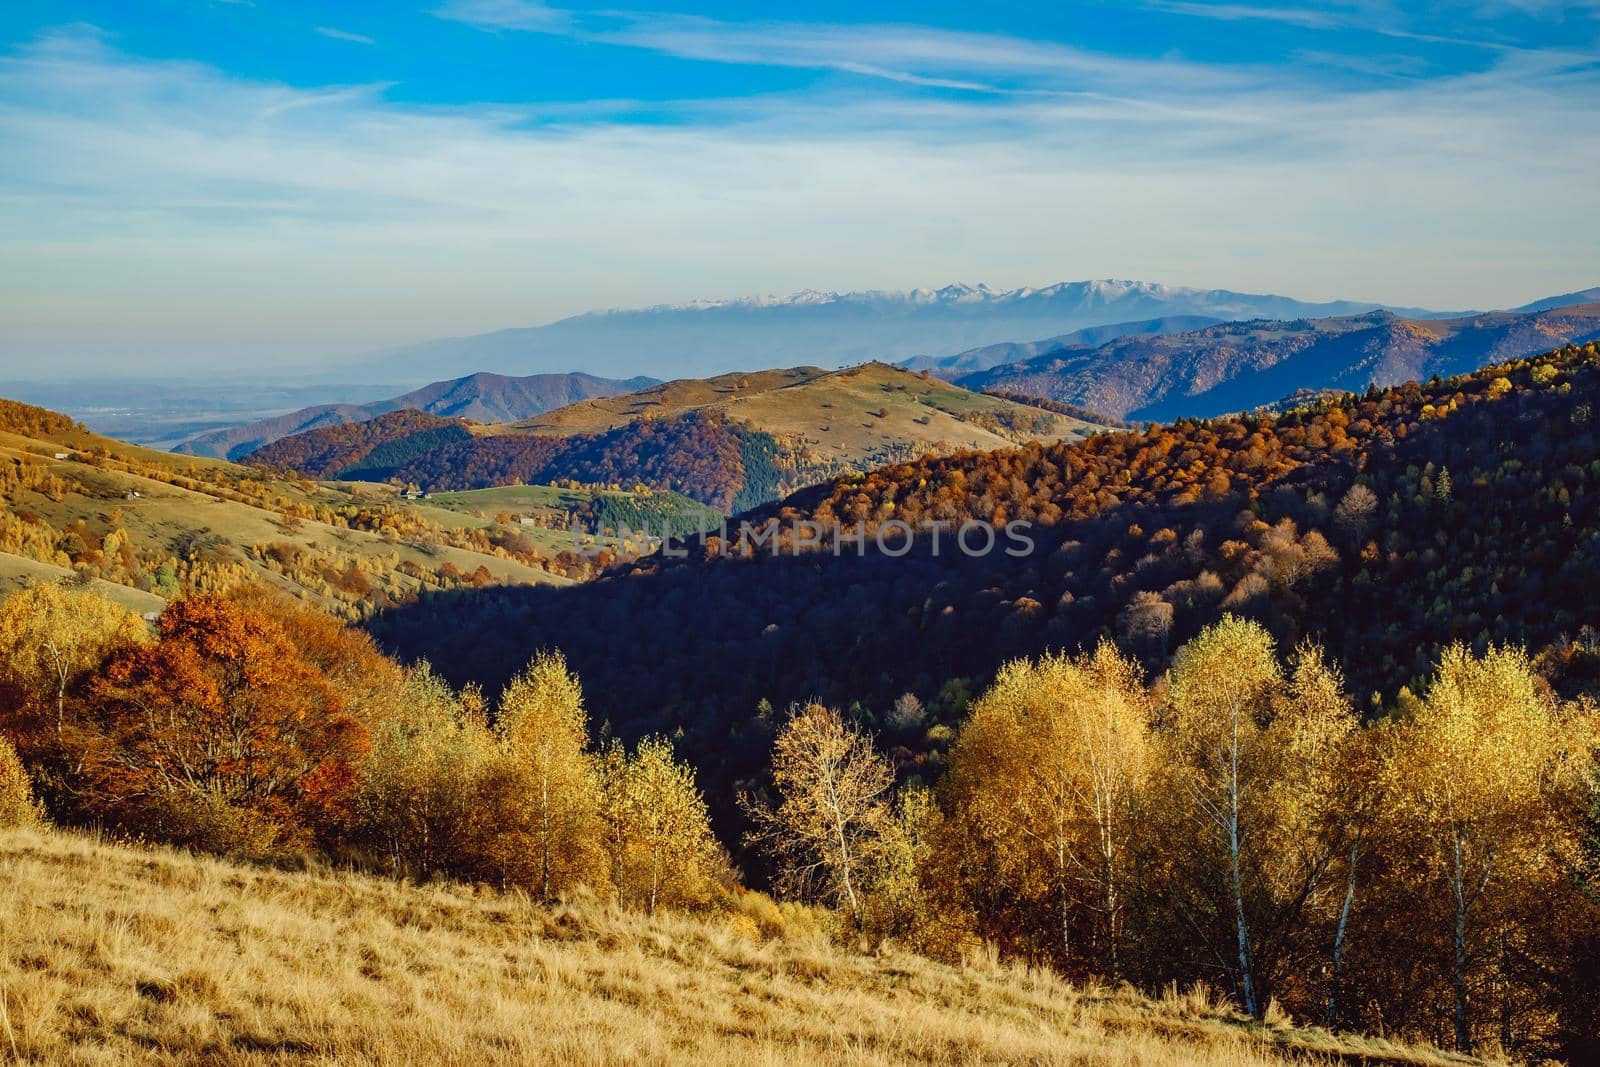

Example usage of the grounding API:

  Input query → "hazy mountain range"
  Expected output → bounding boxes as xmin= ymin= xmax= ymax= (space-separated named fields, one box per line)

xmin=175 ymin=371 xmax=657 ymax=461
xmin=158 ymin=281 xmax=1596 ymax=457
xmin=373 ymin=280 xmax=1457 ymax=382
xmin=956 ymin=302 xmax=1600 ymax=420
xmin=900 ymin=315 xmax=1224 ymax=375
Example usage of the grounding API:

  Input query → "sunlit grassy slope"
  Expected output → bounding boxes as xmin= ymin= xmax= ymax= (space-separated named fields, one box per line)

xmin=495 ymin=362 xmax=1107 ymax=457
xmin=0 ymin=421 xmax=567 ymax=615
xmin=0 ymin=551 xmax=167 ymax=614
xmin=0 ymin=829 xmax=1488 ymax=1066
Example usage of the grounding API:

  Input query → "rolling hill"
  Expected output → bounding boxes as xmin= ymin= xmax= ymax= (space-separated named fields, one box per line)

xmin=373 ymin=279 xmax=1452 ymax=380
xmin=957 ymin=302 xmax=1600 ymax=420
xmin=0 ymin=397 xmax=575 ymax=619
xmin=0 ymin=551 xmax=168 ymax=615
xmin=248 ymin=363 xmax=1110 ymax=511
xmin=0 ymin=827 xmax=1482 ymax=1067
xmin=174 ymin=371 xmax=658 ymax=460
xmin=1514 ymin=285 xmax=1600 ymax=313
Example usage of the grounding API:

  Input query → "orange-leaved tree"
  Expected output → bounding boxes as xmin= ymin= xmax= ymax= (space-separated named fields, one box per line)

xmin=79 ymin=594 xmax=367 ymax=854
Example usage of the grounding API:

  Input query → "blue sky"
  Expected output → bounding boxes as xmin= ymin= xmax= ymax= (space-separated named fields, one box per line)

xmin=2 ymin=1 xmax=1598 ymax=373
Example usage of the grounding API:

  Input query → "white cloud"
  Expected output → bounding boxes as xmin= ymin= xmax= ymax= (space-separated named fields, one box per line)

xmin=0 ymin=23 xmax=1597 ymax=373
xmin=1141 ymin=2 xmax=1343 ymax=29
xmin=314 ymin=27 xmax=377 ymax=47
xmin=431 ymin=0 xmax=570 ymax=32
xmin=437 ymin=8 xmax=1256 ymax=96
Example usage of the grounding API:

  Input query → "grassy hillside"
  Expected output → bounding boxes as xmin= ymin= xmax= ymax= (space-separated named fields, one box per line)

xmin=0 ymin=828 xmax=1481 ymax=1067
xmin=0 ymin=551 xmax=167 ymax=615
xmin=248 ymin=364 xmax=1107 ymax=510
xmin=0 ymin=401 xmax=570 ymax=618
xmin=961 ymin=303 xmax=1600 ymax=419
xmin=503 ymin=361 xmax=1099 ymax=456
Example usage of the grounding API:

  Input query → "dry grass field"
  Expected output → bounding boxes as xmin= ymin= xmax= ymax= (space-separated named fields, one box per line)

xmin=0 ymin=828 xmax=1488 ymax=1067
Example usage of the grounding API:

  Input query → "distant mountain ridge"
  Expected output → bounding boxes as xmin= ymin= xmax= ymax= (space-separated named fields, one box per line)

xmin=1514 ymin=286 xmax=1600 ymax=313
xmin=373 ymin=279 xmax=1455 ymax=381
xmin=957 ymin=302 xmax=1600 ymax=420
xmin=900 ymin=314 xmax=1224 ymax=375
xmin=174 ymin=371 xmax=657 ymax=460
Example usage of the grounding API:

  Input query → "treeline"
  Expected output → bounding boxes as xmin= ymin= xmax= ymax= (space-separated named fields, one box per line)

xmin=0 ymin=398 xmax=82 ymax=440
xmin=570 ymin=490 xmax=724 ymax=540
xmin=2 ymin=581 xmax=1595 ymax=1059
xmin=0 ymin=401 xmax=590 ymax=607
xmin=0 ymin=583 xmax=737 ymax=917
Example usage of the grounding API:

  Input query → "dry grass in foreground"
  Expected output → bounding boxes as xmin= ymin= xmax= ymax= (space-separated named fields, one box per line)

xmin=0 ymin=828 xmax=1489 ymax=1066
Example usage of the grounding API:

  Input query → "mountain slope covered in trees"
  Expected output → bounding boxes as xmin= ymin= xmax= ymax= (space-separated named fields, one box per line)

xmin=248 ymin=364 xmax=1107 ymax=511
xmin=370 ymin=340 xmax=1600 ymax=817
xmin=174 ymin=371 xmax=658 ymax=461
xmin=959 ymin=303 xmax=1600 ymax=419
xmin=1 ymin=575 xmax=1590 ymax=1061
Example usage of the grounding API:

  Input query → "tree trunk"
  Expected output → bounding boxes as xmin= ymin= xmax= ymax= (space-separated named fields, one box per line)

xmin=1453 ymin=833 xmax=1472 ymax=1054
xmin=1059 ymin=839 xmax=1071 ymax=966
xmin=1325 ymin=837 xmax=1360 ymax=1029
xmin=1229 ymin=712 xmax=1258 ymax=1018
xmin=832 ymin=799 xmax=860 ymax=927
xmin=540 ymin=766 xmax=553 ymax=902
xmin=1105 ymin=850 xmax=1120 ymax=981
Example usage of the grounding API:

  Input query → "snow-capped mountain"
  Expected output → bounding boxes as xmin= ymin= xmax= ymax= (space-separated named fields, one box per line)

xmin=374 ymin=280 xmax=1453 ymax=381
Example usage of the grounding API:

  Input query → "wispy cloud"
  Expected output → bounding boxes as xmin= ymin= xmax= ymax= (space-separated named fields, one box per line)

xmin=436 ymin=9 xmax=1253 ymax=96
xmin=1143 ymin=2 xmax=1342 ymax=29
xmin=1 ymin=22 xmax=1597 ymax=371
xmin=314 ymin=27 xmax=377 ymax=47
xmin=596 ymin=16 xmax=1252 ymax=94
xmin=1145 ymin=0 xmax=1599 ymax=52
xmin=431 ymin=0 xmax=570 ymax=32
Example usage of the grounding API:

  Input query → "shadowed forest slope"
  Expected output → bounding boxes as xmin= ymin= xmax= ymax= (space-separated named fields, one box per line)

xmin=370 ymin=341 xmax=1600 ymax=809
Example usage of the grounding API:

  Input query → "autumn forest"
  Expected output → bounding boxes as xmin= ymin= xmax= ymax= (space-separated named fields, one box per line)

xmin=0 ymin=342 xmax=1597 ymax=1062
